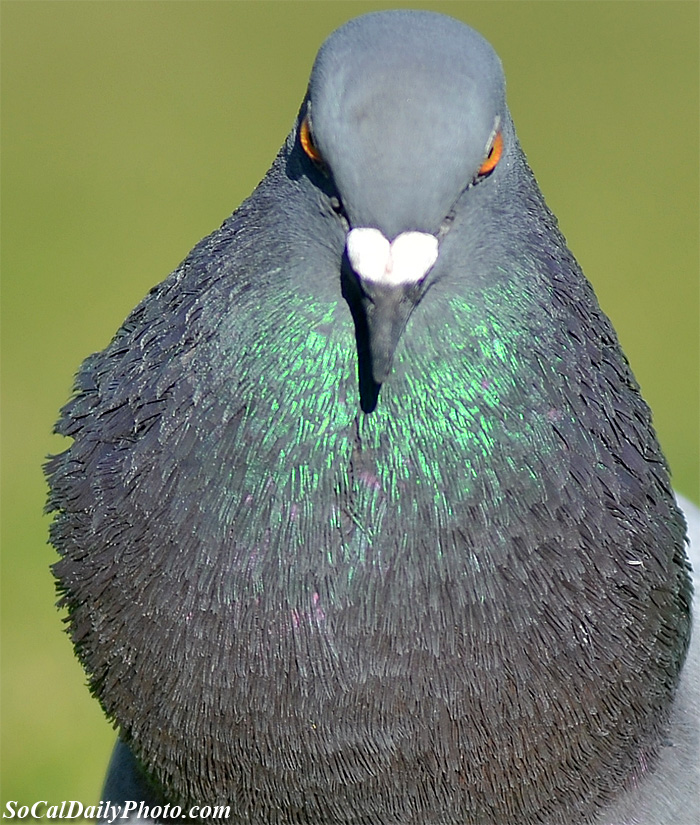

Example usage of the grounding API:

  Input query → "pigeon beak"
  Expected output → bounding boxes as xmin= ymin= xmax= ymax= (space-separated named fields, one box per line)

xmin=345 ymin=228 xmax=439 ymax=383
xmin=360 ymin=280 xmax=419 ymax=383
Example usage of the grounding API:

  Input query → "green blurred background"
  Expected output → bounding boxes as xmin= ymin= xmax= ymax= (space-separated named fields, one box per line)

xmin=2 ymin=0 xmax=698 ymax=810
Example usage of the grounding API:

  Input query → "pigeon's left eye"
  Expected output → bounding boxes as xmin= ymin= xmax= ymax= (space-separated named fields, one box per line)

xmin=478 ymin=131 xmax=503 ymax=176
xmin=300 ymin=115 xmax=323 ymax=164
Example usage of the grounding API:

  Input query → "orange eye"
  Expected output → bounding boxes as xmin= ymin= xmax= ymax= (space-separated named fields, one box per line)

xmin=300 ymin=115 xmax=322 ymax=163
xmin=478 ymin=130 xmax=503 ymax=176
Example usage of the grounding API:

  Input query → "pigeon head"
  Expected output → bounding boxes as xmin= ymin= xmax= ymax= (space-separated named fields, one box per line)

xmin=301 ymin=11 xmax=507 ymax=383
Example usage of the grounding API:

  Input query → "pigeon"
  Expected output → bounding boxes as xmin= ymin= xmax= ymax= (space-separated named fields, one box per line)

xmin=46 ymin=10 xmax=698 ymax=825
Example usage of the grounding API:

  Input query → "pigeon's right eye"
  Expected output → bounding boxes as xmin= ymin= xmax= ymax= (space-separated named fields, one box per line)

xmin=300 ymin=115 xmax=323 ymax=164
